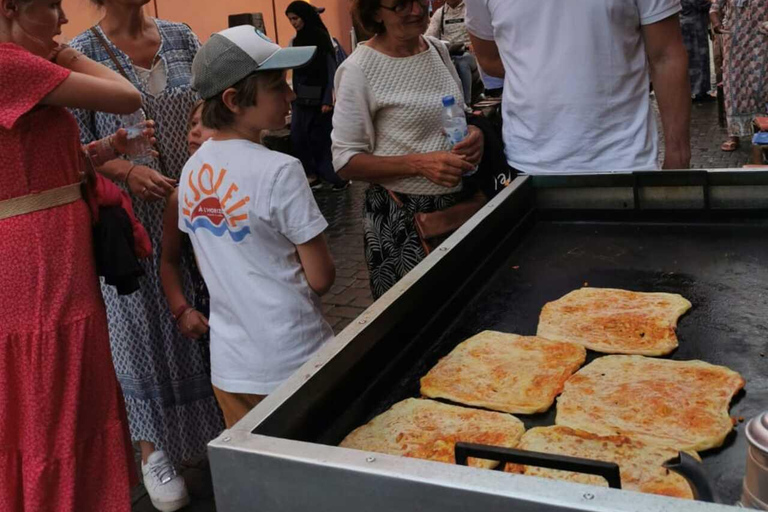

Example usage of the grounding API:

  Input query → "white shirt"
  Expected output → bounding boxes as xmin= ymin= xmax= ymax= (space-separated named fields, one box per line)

xmin=179 ymin=139 xmax=333 ymax=394
xmin=331 ymin=38 xmax=464 ymax=195
xmin=426 ymin=2 xmax=471 ymax=47
xmin=466 ymin=0 xmax=681 ymax=174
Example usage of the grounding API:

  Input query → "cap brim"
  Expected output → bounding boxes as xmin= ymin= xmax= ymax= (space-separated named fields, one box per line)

xmin=259 ymin=46 xmax=317 ymax=71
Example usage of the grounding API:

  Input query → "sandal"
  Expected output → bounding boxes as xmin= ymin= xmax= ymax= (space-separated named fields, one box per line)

xmin=721 ymin=138 xmax=740 ymax=152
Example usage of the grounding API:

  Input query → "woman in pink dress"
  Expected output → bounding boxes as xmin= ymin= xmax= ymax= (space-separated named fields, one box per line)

xmin=0 ymin=0 xmax=142 ymax=510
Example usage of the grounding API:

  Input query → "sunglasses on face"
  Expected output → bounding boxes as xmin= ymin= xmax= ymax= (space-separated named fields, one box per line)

xmin=380 ymin=0 xmax=429 ymax=16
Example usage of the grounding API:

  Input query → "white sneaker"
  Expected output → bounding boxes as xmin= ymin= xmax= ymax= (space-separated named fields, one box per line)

xmin=142 ymin=450 xmax=190 ymax=512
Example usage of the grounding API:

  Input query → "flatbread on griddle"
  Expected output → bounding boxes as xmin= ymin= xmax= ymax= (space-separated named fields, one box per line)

xmin=506 ymin=426 xmax=695 ymax=499
xmin=556 ymin=355 xmax=745 ymax=452
xmin=420 ymin=331 xmax=586 ymax=414
xmin=537 ymin=288 xmax=692 ymax=356
xmin=339 ymin=398 xmax=525 ymax=469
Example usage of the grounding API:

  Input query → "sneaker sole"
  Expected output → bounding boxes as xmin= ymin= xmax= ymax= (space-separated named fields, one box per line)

xmin=149 ymin=494 xmax=191 ymax=512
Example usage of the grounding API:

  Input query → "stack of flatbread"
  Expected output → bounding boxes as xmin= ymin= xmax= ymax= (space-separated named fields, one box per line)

xmin=556 ymin=355 xmax=745 ymax=452
xmin=506 ymin=426 xmax=696 ymax=499
xmin=339 ymin=398 xmax=524 ymax=468
xmin=537 ymin=288 xmax=692 ymax=356
xmin=420 ymin=331 xmax=586 ymax=414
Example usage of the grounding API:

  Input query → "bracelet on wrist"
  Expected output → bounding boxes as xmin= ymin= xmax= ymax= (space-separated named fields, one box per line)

xmin=176 ymin=308 xmax=196 ymax=329
xmin=172 ymin=304 xmax=192 ymax=321
xmin=86 ymin=137 xmax=121 ymax=167
xmin=124 ymin=164 xmax=137 ymax=184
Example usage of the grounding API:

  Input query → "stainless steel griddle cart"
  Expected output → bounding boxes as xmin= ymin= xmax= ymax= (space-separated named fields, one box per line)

xmin=209 ymin=170 xmax=768 ymax=512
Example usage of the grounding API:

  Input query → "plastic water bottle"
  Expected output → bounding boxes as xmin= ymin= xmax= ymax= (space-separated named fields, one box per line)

xmin=441 ymin=95 xmax=475 ymax=176
xmin=120 ymin=110 xmax=153 ymax=164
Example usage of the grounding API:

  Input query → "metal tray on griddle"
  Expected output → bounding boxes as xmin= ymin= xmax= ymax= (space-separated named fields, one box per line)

xmin=209 ymin=172 xmax=768 ymax=512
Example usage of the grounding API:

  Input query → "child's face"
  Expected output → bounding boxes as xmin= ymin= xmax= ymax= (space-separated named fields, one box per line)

xmin=243 ymin=72 xmax=296 ymax=132
xmin=187 ymin=105 xmax=216 ymax=155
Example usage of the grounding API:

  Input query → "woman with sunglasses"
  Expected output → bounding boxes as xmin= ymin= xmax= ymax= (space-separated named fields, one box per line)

xmin=333 ymin=0 xmax=485 ymax=299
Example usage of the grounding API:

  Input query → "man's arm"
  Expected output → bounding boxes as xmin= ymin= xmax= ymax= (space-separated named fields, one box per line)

xmin=642 ymin=14 xmax=691 ymax=169
xmin=468 ymin=34 xmax=505 ymax=79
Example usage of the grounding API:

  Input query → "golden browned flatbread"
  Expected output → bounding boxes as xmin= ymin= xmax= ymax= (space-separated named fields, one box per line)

xmin=339 ymin=398 xmax=525 ymax=469
xmin=556 ymin=356 xmax=745 ymax=452
xmin=537 ymin=288 xmax=692 ymax=356
xmin=420 ymin=331 xmax=586 ymax=414
xmin=506 ymin=426 xmax=695 ymax=499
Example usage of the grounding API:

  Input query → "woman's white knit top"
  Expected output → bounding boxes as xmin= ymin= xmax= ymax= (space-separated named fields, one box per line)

xmin=331 ymin=37 xmax=465 ymax=196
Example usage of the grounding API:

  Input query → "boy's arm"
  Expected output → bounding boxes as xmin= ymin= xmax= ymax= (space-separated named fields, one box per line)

xmin=160 ymin=190 xmax=209 ymax=339
xmin=296 ymin=234 xmax=336 ymax=296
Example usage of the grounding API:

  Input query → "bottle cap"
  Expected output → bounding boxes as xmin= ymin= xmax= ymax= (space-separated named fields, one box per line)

xmin=442 ymin=95 xmax=456 ymax=107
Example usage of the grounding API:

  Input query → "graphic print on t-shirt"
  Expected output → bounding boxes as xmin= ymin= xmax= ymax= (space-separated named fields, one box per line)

xmin=182 ymin=163 xmax=251 ymax=242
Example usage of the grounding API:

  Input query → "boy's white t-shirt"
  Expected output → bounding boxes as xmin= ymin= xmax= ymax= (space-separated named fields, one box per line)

xmin=178 ymin=139 xmax=334 ymax=395
xmin=465 ymin=0 xmax=681 ymax=174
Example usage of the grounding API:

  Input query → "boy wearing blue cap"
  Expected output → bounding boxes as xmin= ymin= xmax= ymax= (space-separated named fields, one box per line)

xmin=180 ymin=26 xmax=335 ymax=427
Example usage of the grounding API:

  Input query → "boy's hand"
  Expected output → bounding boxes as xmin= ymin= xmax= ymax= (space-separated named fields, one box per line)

xmin=178 ymin=309 xmax=210 ymax=340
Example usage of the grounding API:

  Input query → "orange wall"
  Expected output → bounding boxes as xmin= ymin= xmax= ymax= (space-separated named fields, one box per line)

xmin=62 ymin=0 xmax=353 ymax=52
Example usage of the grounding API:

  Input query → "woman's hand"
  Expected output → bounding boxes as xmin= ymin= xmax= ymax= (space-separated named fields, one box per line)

xmin=759 ymin=22 xmax=768 ymax=36
xmin=452 ymin=125 xmax=484 ymax=167
xmin=126 ymin=165 xmax=177 ymax=201
xmin=408 ymin=151 xmax=475 ymax=188
xmin=85 ymin=122 xmax=158 ymax=166
xmin=178 ymin=308 xmax=210 ymax=340
xmin=111 ymin=121 xmax=158 ymax=156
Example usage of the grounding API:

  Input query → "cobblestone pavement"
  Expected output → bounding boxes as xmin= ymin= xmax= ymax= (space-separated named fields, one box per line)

xmin=688 ymin=100 xmax=752 ymax=169
xmin=131 ymin=99 xmax=753 ymax=512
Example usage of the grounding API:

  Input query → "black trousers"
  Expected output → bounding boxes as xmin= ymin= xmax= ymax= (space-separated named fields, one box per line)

xmin=290 ymin=103 xmax=345 ymax=186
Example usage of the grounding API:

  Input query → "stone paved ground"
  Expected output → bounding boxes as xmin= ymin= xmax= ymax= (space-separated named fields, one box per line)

xmin=132 ymin=99 xmax=754 ymax=512
xmin=687 ymin=99 xmax=752 ymax=169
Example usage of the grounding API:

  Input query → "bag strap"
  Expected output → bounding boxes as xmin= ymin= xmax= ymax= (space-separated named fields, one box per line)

xmin=425 ymin=36 xmax=464 ymax=100
xmin=439 ymin=6 xmax=446 ymax=39
xmin=89 ymin=26 xmax=168 ymax=174
xmin=90 ymin=27 xmax=132 ymax=79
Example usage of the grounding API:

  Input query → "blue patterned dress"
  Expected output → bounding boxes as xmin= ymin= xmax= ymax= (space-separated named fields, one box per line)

xmin=71 ymin=19 xmax=224 ymax=466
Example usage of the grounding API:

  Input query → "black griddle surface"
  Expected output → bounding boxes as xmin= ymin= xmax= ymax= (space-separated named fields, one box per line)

xmin=370 ymin=220 xmax=768 ymax=505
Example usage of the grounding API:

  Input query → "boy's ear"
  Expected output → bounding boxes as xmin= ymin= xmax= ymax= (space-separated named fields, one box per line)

xmin=221 ymin=88 xmax=241 ymax=114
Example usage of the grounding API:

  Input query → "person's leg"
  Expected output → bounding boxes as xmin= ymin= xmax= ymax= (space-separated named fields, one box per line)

xmin=212 ymin=385 xmax=267 ymax=429
xmin=290 ymin=104 xmax=319 ymax=183
xmin=312 ymin=109 xmax=347 ymax=188
xmin=140 ymin=440 xmax=157 ymax=463
xmin=451 ymin=53 xmax=474 ymax=106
